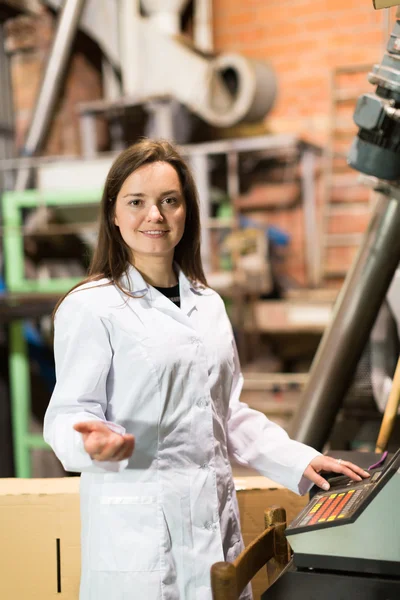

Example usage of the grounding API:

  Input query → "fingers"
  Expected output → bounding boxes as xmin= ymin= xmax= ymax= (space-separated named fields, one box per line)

xmin=337 ymin=460 xmax=370 ymax=479
xmin=123 ymin=434 xmax=135 ymax=458
xmin=85 ymin=430 xmax=115 ymax=460
xmin=303 ymin=465 xmax=330 ymax=491
xmin=305 ymin=455 xmax=371 ymax=491
xmin=112 ymin=435 xmax=135 ymax=461
xmin=74 ymin=421 xmax=135 ymax=462
xmin=73 ymin=421 xmax=112 ymax=435
xmin=89 ymin=433 xmax=135 ymax=462
xmin=73 ymin=421 xmax=96 ymax=435
xmin=328 ymin=459 xmax=370 ymax=482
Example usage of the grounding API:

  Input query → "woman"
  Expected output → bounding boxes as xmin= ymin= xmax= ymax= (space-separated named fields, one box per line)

xmin=44 ymin=139 xmax=369 ymax=600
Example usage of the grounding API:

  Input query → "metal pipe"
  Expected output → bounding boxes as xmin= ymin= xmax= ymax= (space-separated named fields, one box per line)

xmin=189 ymin=153 xmax=211 ymax=274
xmin=14 ymin=0 xmax=86 ymax=191
xmin=300 ymin=149 xmax=320 ymax=287
xmin=383 ymin=7 xmax=391 ymax=51
xmin=0 ymin=26 xmax=12 ymax=130
xmin=0 ymin=24 xmax=15 ymax=191
xmin=119 ymin=0 xmax=141 ymax=97
xmin=290 ymin=185 xmax=400 ymax=449
xmin=194 ymin=0 xmax=213 ymax=52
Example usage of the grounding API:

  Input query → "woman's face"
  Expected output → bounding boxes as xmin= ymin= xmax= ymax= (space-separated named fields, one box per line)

xmin=114 ymin=161 xmax=186 ymax=262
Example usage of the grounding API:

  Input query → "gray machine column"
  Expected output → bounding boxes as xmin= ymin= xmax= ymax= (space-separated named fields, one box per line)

xmin=290 ymin=185 xmax=400 ymax=449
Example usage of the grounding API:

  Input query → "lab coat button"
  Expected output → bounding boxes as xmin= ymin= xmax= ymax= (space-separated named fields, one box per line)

xmin=191 ymin=337 xmax=199 ymax=345
xmin=201 ymin=462 xmax=209 ymax=469
xmin=196 ymin=399 xmax=205 ymax=408
xmin=204 ymin=521 xmax=213 ymax=530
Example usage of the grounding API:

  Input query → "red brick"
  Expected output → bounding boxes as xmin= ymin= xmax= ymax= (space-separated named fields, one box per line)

xmin=325 ymin=246 xmax=358 ymax=272
xmin=328 ymin=212 xmax=371 ymax=235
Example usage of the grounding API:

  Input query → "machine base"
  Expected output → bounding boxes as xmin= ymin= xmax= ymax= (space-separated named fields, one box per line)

xmin=263 ymin=562 xmax=400 ymax=600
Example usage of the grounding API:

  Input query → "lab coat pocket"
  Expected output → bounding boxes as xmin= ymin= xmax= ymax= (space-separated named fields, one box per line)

xmin=89 ymin=483 xmax=161 ymax=572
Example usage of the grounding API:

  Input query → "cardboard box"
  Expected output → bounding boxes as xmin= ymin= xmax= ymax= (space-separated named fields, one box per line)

xmin=0 ymin=476 xmax=307 ymax=600
xmin=373 ymin=0 xmax=400 ymax=8
xmin=0 ymin=477 xmax=81 ymax=600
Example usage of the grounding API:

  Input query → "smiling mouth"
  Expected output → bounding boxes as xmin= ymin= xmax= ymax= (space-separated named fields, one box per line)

xmin=139 ymin=230 xmax=169 ymax=237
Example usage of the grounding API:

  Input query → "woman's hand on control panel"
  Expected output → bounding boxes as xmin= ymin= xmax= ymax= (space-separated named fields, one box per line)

xmin=303 ymin=455 xmax=370 ymax=491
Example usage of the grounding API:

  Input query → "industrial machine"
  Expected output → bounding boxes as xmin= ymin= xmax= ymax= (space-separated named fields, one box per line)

xmin=290 ymin=0 xmax=400 ymax=452
xmin=270 ymin=0 xmax=400 ymax=592
xmin=264 ymin=449 xmax=400 ymax=599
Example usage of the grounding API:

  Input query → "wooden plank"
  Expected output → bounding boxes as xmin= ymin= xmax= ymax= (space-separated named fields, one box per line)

xmin=250 ymin=300 xmax=332 ymax=334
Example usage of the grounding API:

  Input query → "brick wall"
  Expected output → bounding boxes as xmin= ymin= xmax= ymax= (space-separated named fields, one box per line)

xmin=213 ymin=1 xmax=396 ymax=286
xmin=5 ymin=3 xmax=395 ymax=286
xmin=213 ymin=0 xmax=392 ymax=144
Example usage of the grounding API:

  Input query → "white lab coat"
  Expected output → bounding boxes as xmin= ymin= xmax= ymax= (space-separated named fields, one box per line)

xmin=44 ymin=264 xmax=319 ymax=600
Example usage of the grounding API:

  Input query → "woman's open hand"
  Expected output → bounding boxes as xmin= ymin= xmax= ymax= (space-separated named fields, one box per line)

xmin=303 ymin=455 xmax=370 ymax=491
xmin=73 ymin=421 xmax=135 ymax=462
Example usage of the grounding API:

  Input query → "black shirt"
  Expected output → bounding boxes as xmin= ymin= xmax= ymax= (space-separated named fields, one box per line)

xmin=154 ymin=283 xmax=180 ymax=308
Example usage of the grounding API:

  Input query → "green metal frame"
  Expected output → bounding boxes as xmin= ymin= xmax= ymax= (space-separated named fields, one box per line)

xmin=2 ymin=188 xmax=102 ymax=477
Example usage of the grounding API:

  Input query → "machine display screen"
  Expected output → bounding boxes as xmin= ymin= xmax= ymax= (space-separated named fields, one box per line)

xmin=286 ymin=449 xmax=400 ymax=535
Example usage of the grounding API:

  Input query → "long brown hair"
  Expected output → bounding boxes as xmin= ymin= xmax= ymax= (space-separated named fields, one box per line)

xmin=53 ymin=138 xmax=207 ymax=318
